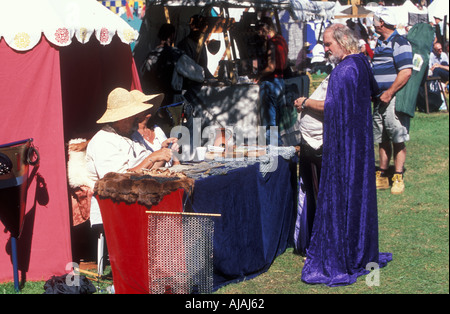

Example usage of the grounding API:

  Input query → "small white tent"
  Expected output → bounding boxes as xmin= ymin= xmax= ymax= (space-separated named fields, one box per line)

xmin=428 ymin=0 xmax=449 ymax=21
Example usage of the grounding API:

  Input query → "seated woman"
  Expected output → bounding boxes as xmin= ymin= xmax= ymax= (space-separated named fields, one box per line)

xmin=85 ymin=87 xmax=179 ymax=227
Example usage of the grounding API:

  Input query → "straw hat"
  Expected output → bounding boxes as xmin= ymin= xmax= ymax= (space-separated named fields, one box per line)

xmin=129 ymin=89 xmax=162 ymax=114
xmin=97 ymin=88 xmax=164 ymax=124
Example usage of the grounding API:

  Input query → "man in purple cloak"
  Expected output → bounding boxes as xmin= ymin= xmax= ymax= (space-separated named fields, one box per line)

xmin=301 ymin=24 xmax=392 ymax=286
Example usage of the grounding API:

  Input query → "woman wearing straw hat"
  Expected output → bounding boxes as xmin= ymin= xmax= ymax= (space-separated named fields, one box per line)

xmin=130 ymin=90 xmax=180 ymax=168
xmin=85 ymin=87 xmax=178 ymax=226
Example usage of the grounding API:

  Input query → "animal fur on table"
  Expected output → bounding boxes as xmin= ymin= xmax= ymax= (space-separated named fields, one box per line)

xmin=94 ymin=170 xmax=195 ymax=208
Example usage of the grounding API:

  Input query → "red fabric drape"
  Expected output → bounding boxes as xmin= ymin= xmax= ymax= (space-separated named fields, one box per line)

xmin=1 ymin=34 xmax=143 ymax=283
xmin=97 ymin=189 xmax=184 ymax=294
xmin=0 ymin=38 xmax=72 ymax=282
xmin=59 ymin=35 xmax=142 ymax=141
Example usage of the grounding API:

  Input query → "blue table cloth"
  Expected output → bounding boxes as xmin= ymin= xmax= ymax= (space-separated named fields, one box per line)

xmin=190 ymin=156 xmax=297 ymax=291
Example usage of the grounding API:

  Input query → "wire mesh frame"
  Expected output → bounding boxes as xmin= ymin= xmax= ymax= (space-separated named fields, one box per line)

xmin=146 ymin=211 xmax=219 ymax=294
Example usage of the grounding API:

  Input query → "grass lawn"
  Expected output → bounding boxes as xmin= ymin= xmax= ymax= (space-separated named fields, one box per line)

xmin=1 ymin=78 xmax=448 ymax=294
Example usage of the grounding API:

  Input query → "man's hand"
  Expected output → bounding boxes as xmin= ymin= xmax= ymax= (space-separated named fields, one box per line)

xmin=150 ymin=148 xmax=173 ymax=163
xmin=294 ymin=97 xmax=307 ymax=112
xmin=381 ymin=68 xmax=412 ymax=104
xmin=162 ymin=137 xmax=179 ymax=152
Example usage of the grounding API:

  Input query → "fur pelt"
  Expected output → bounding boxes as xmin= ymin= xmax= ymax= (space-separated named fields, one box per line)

xmin=94 ymin=171 xmax=195 ymax=208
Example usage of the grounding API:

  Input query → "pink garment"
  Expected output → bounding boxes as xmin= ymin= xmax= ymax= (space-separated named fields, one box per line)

xmin=71 ymin=186 xmax=93 ymax=226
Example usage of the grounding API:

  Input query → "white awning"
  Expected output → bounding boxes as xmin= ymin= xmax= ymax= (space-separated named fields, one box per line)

xmin=0 ymin=0 xmax=139 ymax=51
xmin=146 ymin=0 xmax=336 ymax=21
xmin=146 ymin=0 xmax=292 ymax=9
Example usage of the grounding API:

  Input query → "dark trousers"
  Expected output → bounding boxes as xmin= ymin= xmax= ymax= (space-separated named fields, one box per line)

xmin=296 ymin=142 xmax=323 ymax=255
xmin=432 ymin=67 xmax=449 ymax=83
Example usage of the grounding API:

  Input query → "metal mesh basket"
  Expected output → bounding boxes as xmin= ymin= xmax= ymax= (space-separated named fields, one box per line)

xmin=147 ymin=211 xmax=218 ymax=294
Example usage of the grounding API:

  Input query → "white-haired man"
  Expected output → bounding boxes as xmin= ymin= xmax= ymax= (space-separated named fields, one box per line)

xmin=301 ymin=24 xmax=391 ymax=287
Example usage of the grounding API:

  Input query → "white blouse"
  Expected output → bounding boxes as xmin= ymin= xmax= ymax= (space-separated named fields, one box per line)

xmin=85 ymin=125 xmax=151 ymax=225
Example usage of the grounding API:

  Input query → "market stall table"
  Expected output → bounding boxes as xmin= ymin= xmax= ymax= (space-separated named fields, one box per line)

xmin=183 ymin=153 xmax=297 ymax=291
xmin=96 ymin=151 xmax=297 ymax=293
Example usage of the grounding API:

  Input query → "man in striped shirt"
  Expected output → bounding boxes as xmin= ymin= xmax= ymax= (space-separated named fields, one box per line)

xmin=372 ymin=7 xmax=413 ymax=195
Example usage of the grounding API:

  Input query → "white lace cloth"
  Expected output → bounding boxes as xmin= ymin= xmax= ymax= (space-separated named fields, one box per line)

xmin=0 ymin=0 xmax=138 ymax=51
xmin=172 ymin=145 xmax=296 ymax=179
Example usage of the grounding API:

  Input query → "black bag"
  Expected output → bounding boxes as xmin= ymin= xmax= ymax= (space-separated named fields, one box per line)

xmin=43 ymin=274 xmax=96 ymax=294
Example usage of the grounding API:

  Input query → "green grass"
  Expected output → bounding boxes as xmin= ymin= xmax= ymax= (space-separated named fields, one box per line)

xmin=1 ymin=84 xmax=448 ymax=294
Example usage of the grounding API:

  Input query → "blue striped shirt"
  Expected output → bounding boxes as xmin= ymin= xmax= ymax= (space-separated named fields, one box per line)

xmin=372 ymin=30 xmax=413 ymax=92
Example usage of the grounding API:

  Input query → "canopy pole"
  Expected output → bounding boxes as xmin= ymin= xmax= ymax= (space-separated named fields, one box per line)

xmin=444 ymin=15 xmax=447 ymax=49
xmin=11 ymin=237 xmax=20 ymax=292
xmin=146 ymin=211 xmax=221 ymax=217
xmin=220 ymin=6 xmax=236 ymax=84
xmin=224 ymin=6 xmax=238 ymax=60
xmin=164 ymin=6 xmax=171 ymax=24
xmin=274 ymin=9 xmax=282 ymax=35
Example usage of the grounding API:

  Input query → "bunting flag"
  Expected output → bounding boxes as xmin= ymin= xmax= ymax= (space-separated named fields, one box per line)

xmin=125 ymin=1 xmax=133 ymax=19
xmin=99 ymin=0 xmax=127 ymax=15
xmin=99 ymin=0 xmax=145 ymax=16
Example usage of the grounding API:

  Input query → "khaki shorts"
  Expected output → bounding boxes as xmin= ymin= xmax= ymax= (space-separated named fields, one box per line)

xmin=373 ymin=96 xmax=410 ymax=144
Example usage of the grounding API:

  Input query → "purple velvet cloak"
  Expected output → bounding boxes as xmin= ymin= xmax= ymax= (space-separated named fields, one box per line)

xmin=301 ymin=53 xmax=392 ymax=286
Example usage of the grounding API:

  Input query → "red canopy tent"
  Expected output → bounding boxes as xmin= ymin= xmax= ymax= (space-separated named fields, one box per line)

xmin=0 ymin=0 xmax=141 ymax=284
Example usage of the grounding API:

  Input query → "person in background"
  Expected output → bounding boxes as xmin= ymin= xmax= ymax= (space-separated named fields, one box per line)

xmin=295 ymin=42 xmax=312 ymax=73
xmin=432 ymin=15 xmax=445 ymax=46
xmin=301 ymin=23 xmax=391 ymax=287
xmin=429 ymin=42 xmax=449 ymax=83
xmin=372 ymin=7 xmax=413 ymax=195
xmin=359 ymin=39 xmax=374 ymax=61
xmin=310 ymin=41 xmax=328 ymax=74
xmin=255 ymin=16 xmax=289 ymax=145
xmin=140 ymin=23 xmax=186 ymax=134
xmin=140 ymin=23 xmax=184 ymax=107
xmin=178 ymin=14 xmax=214 ymax=79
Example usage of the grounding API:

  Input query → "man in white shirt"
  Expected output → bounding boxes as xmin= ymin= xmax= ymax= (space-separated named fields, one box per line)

xmin=310 ymin=42 xmax=325 ymax=65
xmin=310 ymin=42 xmax=332 ymax=74
xmin=86 ymin=87 xmax=173 ymax=226
xmin=429 ymin=42 xmax=449 ymax=83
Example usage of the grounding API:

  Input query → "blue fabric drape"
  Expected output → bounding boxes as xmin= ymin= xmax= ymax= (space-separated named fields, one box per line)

xmin=191 ymin=157 xmax=297 ymax=291
xmin=301 ymin=53 xmax=392 ymax=286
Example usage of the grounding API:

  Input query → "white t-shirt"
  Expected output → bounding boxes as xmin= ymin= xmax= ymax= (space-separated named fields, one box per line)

xmin=299 ymin=75 xmax=329 ymax=150
xmin=429 ymin=51 xmax=449 ymax=69
xmin=311 ymin=44 xmax=325 ymax=64
xmin=86 ymin=125 xmax=151 ymax=225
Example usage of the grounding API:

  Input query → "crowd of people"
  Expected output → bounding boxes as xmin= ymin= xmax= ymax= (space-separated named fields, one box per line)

xmin=70 ymin=4 xmax=448 ymax=289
